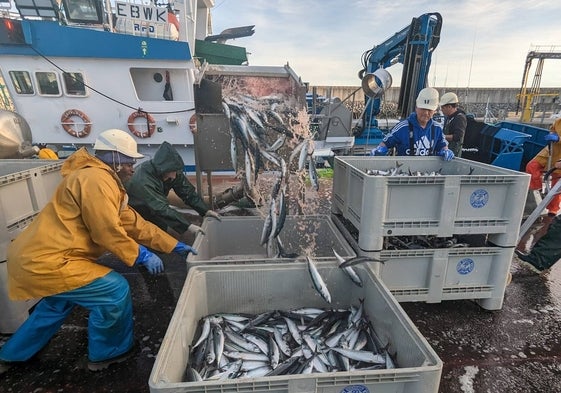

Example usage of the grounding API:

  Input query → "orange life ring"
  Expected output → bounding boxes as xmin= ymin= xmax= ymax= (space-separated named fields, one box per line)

xmin=61 ymin=109 xmax=91 ymax=138
xmin=127 ymin=111 xmax=156 ymax=138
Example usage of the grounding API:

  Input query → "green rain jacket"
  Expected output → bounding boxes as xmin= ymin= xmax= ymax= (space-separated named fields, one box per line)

xmin=126 ymin=141 xmax=209 ymax=234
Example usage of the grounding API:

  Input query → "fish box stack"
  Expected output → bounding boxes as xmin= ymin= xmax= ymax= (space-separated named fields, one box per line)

xmin=0 ymin=159 xmax=63 ymax=333
xmin=149 ymin=263 xmax=442 ymax=393
xmin=330 ymin=156 xmax=530 ymax=310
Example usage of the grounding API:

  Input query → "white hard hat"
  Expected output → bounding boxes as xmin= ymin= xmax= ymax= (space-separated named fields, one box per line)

xmin=94 ymin=129 xmax=144 ymax=159
xmin=416 ymin=87 xmax=439 ymax=111
xmin=440 ymin=92 xmax=459 ymax=106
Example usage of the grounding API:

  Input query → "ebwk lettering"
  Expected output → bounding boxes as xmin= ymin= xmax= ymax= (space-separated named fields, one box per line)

xmin=115 ymin=1 xmax=166 ymax=23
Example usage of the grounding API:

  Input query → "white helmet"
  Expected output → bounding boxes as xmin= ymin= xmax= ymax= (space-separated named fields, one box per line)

xmin=94 ymin=129 xmax=143 ymax=159
xmin=416 ymin=87 xmax=439 ymax=111
xmin=440 ymin=92 xmax=459 ymax=106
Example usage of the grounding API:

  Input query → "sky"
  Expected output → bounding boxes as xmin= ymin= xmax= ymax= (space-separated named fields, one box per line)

xmin=210 ymin=0 xmax=561 ymax=88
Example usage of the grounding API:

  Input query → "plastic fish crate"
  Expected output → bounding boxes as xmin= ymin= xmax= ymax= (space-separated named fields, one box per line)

xmin=0 ymin=261 xmax=39 ymax=333
xmin=0 ymin=159 xmax=62 ymax=333
xmin=149 ymin=262 xmax=442 ymax=393
xmin=0 ymin=159 xmax=63 ymax=259
xmin=331 ymin=214 xmax=512 ymax=310
xmin=331 ymin=156 xmax=530 ymax=250
xmin=187 ymin=215 xmax=356 ymax=268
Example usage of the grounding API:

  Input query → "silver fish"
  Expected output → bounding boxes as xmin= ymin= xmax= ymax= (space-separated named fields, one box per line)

xmin=223 ymin=351 xmax=270 ymax=362
xmin=213 ymin=324 xmax=225 ymax=365
xmin=330 ymin=347 xmax=385 ymax=364
xmin=339 ymin=255 xmax=386 ymax=268
xmin=306 ymin=256 xmax=332 ymax=303
xmin=267 ymin=134 xmax=287 ymax=152
xmin=192 ymin=317 xmax=210 ymax=348
xmin=298 ymin=139 xmax=309 ymax=171
xmin=308 ymin=156 xmax=319 ymax=191
xmin=230 ymin=136 xmax=238 ymax=172
xmin=268 ymin=334 xmax=280 ymax=369
xmin=332 ymin=248 xmax=363 ymax=287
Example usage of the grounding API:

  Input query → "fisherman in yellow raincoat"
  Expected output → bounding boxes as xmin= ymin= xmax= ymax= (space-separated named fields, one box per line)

xmin=0 ymin=129 xmax=196 ymax=374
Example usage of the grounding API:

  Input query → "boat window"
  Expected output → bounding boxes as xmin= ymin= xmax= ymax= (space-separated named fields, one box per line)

xmin=36 ymin=71 xmax=61 ymax=95
xmin=63 ymin=72 xmax=86 ymax=96
xmin=8 ymin=71 xmax=34 ymax=95
xmin=61 ymin=0 xmax=103 ymax=24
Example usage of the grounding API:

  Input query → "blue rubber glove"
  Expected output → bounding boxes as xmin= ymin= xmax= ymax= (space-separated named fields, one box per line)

xmin=439 ymin=149 xmax=455 ymax=161
xmin=370 ymin=145 xmax=388 ymax=156
xmin=135 ymin=245 xmax=164 ymax=275
xmin=173 ymin=242 xmax=198 ymax=257
xmin=544 ymin=133 xmax=560 ymax=143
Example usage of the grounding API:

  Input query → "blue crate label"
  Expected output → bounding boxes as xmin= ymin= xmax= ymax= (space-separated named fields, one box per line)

xmin=340 ymin=385 xmax=370 ymax=393
xmin=470 ymin=189 xmax=489 ymax=208
xmin=457 ymin=258 xmax=475 ymax=275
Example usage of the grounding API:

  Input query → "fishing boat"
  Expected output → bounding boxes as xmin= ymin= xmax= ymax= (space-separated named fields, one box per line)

xmin=0 ymin=0 xmax=249 ymax=170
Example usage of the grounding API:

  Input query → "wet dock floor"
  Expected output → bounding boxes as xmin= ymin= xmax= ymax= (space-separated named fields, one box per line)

xmin=2 ymin=241 xmax=559 ymax=393
xmin=1 ymin=185 xmax=560 ymax=392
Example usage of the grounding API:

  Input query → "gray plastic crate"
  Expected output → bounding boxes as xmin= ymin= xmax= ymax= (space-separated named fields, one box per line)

xmin=332 ymin=214 xmax=512 ymax=310
xmin=0 ymin=160 xmax=63 ymax=260
xmin=0 ymin=261 xmax=38 ymax=333
xmin=187 ymin=215 xmax=356 ymax=268
xmin=331 ymin=156 xmax=530 ymax=250
xmin=0 ymin=159 xmax=62 ymax=333
xmin=149 ymin=263 xmax=442 ymax=393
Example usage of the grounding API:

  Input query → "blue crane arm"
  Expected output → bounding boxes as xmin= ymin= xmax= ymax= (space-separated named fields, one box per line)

xmin=357 ymin=12 xmax=442 ymax=142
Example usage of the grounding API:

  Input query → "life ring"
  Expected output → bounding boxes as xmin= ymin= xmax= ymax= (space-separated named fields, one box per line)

xmin=127 ymin=111 xmax=156 ymax=138
xmin=61 ymin=109 xmax=92 ymax=138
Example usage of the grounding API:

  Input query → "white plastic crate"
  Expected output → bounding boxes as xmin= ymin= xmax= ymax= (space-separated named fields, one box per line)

xmin=331 ymin=156 xmax=530 ymax=250
xmin=0 ymin=159 xmax=62 ymax=333
xmin=0 ymin=261 xmax=39 ymax=333
xmin=332 ymin=214 xmax=512 ymax=310
xmin=149 ymin=263 xmax=442 ymax=393
xmin=0 ymin=160 xmax=63 ymax=260
xmin=187 ymin=215 xmax=356 ymax=268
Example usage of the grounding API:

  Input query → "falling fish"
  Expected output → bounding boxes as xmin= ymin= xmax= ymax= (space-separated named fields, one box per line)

xmin=339 ymin=255 xmax=387 ymax=269
xmin=306 ymin=256 xmax=332 ymax=303
xmin=332 ymin=248 xmax=363 ymax=287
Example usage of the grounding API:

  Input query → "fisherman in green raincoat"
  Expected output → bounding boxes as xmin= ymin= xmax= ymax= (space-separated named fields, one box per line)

xmin=126 ymin=141 xmax=221 ymax=238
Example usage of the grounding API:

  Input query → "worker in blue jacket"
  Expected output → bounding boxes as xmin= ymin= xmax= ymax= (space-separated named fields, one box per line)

xmin=370 ymin=87 xmax=454 ymax=160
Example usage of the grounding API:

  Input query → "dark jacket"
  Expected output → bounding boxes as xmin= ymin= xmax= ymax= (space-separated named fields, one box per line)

xmin=126 ymin=142 xmax=209 ymax=233
xmin=443 ymin=108 xmax=467 ymax=157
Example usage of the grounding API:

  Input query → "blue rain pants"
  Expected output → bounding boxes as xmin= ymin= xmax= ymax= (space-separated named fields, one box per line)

xmin=0 ymin=271 xmax=133 ymax=363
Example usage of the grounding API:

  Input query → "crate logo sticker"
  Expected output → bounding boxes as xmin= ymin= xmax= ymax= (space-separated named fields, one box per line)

xmin=470 ymin=189 xmax=489 ymax=208
xmin=340 ymin=385 xmax=370 ymax=393
xmin=457 ymin=258 xmax=474 ymax=275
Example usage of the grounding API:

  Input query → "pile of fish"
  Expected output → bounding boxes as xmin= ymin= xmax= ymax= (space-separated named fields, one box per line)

xmin=223 ymin=95 xmax=319 ymax=258
xmin=363 ymin=161 xmax=475 ymax=176
xmin=184 ymin=300 xmax=397 ymax=382
xmin=384 ymin=235 xmax=476 ymax=250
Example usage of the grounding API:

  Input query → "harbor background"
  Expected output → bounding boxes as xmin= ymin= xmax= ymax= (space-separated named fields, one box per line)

xmin=310 ymin=86 xmax=561 ymax=127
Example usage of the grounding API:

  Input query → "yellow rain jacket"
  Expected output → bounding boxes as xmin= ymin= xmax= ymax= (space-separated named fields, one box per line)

xmin=6 ymin=148 xmax=178 ymax=300
xmin=532 ymin=118 xmax=561 ymax=168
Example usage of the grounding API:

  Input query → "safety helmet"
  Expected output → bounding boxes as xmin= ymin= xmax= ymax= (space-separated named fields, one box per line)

xmin=416 ymin=87 xmax=439 ymax=111
xmin=93 ymin=129 xmax=144 ymax=159
xmin=440 ymin=92 xmax=459 ymax=106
